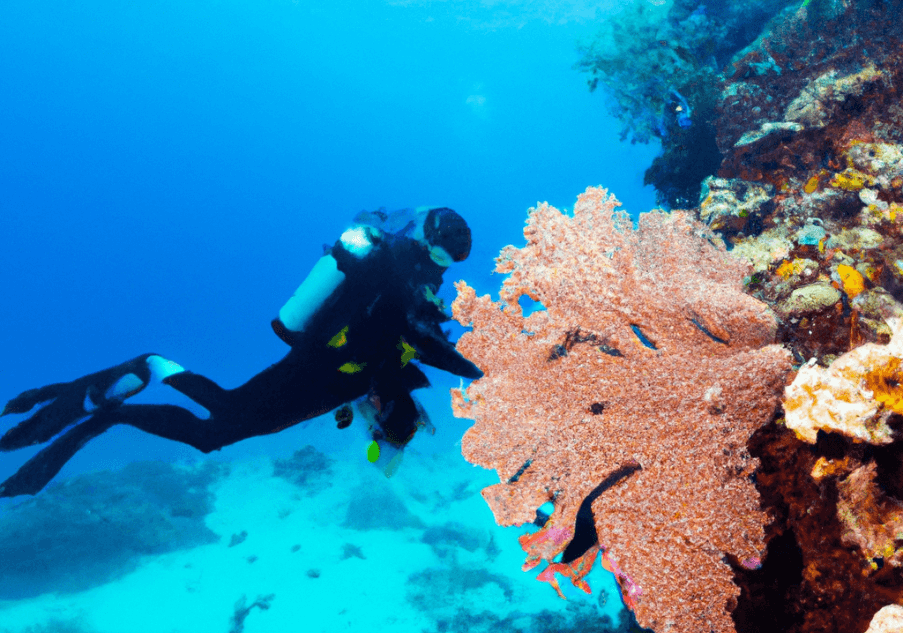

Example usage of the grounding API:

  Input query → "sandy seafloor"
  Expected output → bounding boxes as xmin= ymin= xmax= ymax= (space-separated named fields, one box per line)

xmin=0 ymin=386 xmax=628 ymax=633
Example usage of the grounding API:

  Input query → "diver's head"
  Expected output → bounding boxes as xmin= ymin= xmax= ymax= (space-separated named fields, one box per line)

xmin=421 ymin=207 xmax=472 ymax=267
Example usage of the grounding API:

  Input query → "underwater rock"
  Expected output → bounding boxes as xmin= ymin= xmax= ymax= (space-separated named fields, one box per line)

xmin=229 ymin=593 xmax=275 ymax=633
xmin=271 ymin=445 xmax=334 ymax=491
xmin=734 ymin=121 xmax=803 ymax=148
xmin=732 ymin=227 xmax=793 ymax=274
xmin=421 ymin=599 xmax=640 ymax=633
xmin=339 ymin=542 xmax=365 ymax=560
xmin=853 ymin=288 xmax=903 ymax=341
xmin=342 ymin=483 xmax=423 ymax=531
xmin=836 ymin=463 xmax=903 ymax=570
xmin=825 ymin=227 xmax=885 ymax=252
xmin=421 ymin=521 xmax=488 ymax=559
xmin=745 ymin=421 xmax=903 ymax=633
xmin=784 ymin=319 xmax=903 ymax=444
xmin=785 ymin=65 xmax=887 ymax=129
xmin=717 ymin=4 xmax=903 ymax=186
xmin=0 ymin=461 xmax=221 ymax=599
xmin=405 ymin=566 xmax=514 ymax=616
xmin=794 ymin=223 xmax=826 ymax=247
xmin=846 ymin=142 xmax=903 ymax=187
xmin=699 ymin=176 xmax=773 ymax=237
xmin=777 ymin=282 xmax=841 ymax=318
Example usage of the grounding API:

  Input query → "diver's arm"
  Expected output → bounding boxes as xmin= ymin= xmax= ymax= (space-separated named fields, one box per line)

xmin=397 ymin=279 xmax=483 ymax=380
xmin=404 ymin=317 xmax=482 ymax=379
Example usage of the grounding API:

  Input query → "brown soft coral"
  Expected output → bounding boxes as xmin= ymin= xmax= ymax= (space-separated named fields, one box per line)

xmin=837 ymin=462 xmax=903 ymax=570
xmin=451 ymin=187 xmax=791 ymax=633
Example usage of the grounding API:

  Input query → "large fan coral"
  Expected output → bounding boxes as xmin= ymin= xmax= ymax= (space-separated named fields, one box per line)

xmin=451 ymin=187 xmax=791 ymax=632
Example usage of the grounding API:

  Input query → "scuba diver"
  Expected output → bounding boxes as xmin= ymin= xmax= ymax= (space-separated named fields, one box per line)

xmin=0 ymin=207 xmax=482 ymax=497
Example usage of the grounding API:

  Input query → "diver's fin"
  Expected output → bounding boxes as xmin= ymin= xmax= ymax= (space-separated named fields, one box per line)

xmin=0 ymin=413 xmax=116 ymax=498
xmin=2 ymin=383 xmax=65 ymax=417
xmin=0 ymin=398 xmax=81 ymax=451
xmin=405 ymin=320 xmax=482 ymax=379
xmin=0 ymin=355 xmax=159 ymax=451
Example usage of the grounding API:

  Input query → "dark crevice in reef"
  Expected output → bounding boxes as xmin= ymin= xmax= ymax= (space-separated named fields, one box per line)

xmin=734 ymin=419 xmax=903 ymax=633
xmin=561 ymin=461 xmax=642 ymax=565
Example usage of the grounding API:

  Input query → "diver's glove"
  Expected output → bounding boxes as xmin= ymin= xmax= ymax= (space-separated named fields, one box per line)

xmin=0 ymin=354 xmax=181 ymax=450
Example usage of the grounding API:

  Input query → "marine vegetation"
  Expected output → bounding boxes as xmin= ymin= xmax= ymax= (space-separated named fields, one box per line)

xmin=451 ymin=187 xmax=790 ymax=632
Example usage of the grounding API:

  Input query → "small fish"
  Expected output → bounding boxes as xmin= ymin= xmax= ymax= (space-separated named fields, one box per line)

xmin=669 ymin=88 xmax=693 ymax=128
xmin=397 ymin=337 xmax=419 ymax=367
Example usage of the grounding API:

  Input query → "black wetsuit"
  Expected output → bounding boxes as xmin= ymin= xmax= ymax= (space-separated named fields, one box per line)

xmin=0 ymin=215 xmax=481 ymax=497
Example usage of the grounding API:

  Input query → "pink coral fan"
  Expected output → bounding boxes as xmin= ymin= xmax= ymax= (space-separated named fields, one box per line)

xmin=451 ymin=187 xmax=791 ymax=633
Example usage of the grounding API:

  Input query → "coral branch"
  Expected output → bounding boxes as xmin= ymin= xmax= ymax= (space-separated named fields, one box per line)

xmin=452 ymin=187 xmax=791 ymax=633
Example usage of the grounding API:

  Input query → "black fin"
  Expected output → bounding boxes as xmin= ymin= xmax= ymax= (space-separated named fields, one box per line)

xmin=1 ymin=354 xmax=155 ymax=450
xmin=0 ymin=414 xmax=116 ymax=498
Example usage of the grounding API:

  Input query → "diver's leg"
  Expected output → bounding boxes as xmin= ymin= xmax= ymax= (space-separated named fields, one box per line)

xmin=376 ymin=390 xmax=421 ymax=446
xmin=356 ymin=386 xmax=432 ymax=479
xmin=1 ymin=353 xmax=187 ymax=450
xmin=0 ymin=354 xmax=288 ymax=498
xmin=160 ymin=372 xmax=231 ymax=413
xmin=107 ymin=403 xmax=235 ymax=452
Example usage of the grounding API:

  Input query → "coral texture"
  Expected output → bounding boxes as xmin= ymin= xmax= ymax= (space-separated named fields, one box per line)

xmin=837 ymin=462 xmax=903 ymax=570
xmin=451 ymin=187 xmax=791 ymax=633
xmin=709 ymin=4 xmax=903 ymax=367
xmin=866 ymin=605 xmax=903 ymax=633
xmin=744 ymin=421 xmax=903 ymax=633
xmin=784 ymin=319 xmax=903 ymax=444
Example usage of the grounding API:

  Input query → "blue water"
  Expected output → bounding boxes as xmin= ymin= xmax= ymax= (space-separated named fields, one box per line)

xmin=0 ymin=1 xmax=660 ymax=631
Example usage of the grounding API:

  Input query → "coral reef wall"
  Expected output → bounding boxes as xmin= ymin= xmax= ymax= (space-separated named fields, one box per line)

xmin=688 ymin=2 xmax=903 ymax=631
